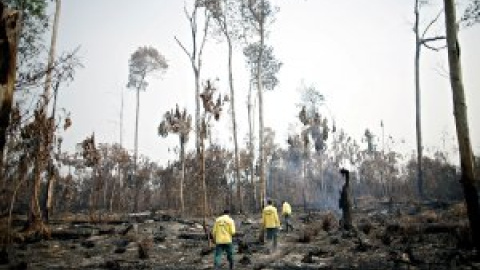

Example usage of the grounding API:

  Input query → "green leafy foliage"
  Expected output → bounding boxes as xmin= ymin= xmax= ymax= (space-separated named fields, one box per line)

xmin=158 ymin=104 xmax=192 ymax=143
xmin=3 ymin=0 xmax=49 ymax=70
xmin=462 ymin=0 xmax=480 ymax=27
xmin=298 ymin=83 xmax=325 ymax=119
xmin=243 ymin=42 xmax=282 ymax=91
xmin=240 ymin=0 xmax=277 ymax=38
xmin=127 ymin=46 xmax=168 ymax=91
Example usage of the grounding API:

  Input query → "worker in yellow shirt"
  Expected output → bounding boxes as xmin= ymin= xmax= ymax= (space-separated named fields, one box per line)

xmin=282 ymin=201 xmax=293 ymax=232
xmin=262 ymin=199 xmax=280 ymax=253
xmin=212 ymin=209 xmax=236 ymax=270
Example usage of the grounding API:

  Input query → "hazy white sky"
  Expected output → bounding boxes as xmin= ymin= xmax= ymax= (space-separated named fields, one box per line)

xmin=54 ymin=0 xmax=480 ymax=166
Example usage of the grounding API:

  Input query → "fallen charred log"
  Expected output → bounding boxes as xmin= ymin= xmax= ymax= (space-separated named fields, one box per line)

xmin=385 ymin=222 xmax=467 ymax=235
xmin=178 ymin=232 xmax=207 ymax=241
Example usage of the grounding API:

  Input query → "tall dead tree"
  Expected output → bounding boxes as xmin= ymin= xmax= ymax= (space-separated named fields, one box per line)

xmin=206 ymin=0 xmax=244 ymax=213
xmin=0 ymin=3 xmax=20 ymax=171
xmin=443 ymin=0 xmax=480 ymax=249
xmin=299 ymin=107 xmax=310 ymax=212
xmin=80 ymin=134 xmax=101 ymax=222
xmin=242 ymin=0 xmax=280 ymax=211
xmin=297 ymin=83 xmax=328 ymax=208
xmin=298 ymin=105 xmax=329 ymax=211
xmin=199 ymin=80 xmax=227 ymax=228
xmin=158 ymin=105 xmax=192 ymax=215
xmin=127 ymin=46 xmax=168 ymax=212
xmin=242 ymin=0 xmax=266 ymax=210
xmin=42 ymin=0 xmax=62 ymax=222
xmin=247 ymin=80 xmax=257 ymax=210
xmin=175 ymin=1 xmax=210 ymax=154
xmin=413 ymin=0 xmax=445 ymax=199
xmin=28 ymin=0 xmax=62 ymax=227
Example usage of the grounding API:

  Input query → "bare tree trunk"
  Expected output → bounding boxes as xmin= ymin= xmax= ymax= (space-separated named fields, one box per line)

xmin=93 ymin=167 xmax=102 ymax=222
xmin=113 ymin=91 xmax=124 ymax=213
xmin=380 ymin=122 xmax=388 ymax=198
xmin=42 ymin=0 xmax=61 ymax=222
xmin=319 ymin=155 xmax=325 ymax=192
xmin=247 ymin=81 xmax=256 ymax=212
xmin=121 ymin=169 xmax=128 ymax=212
xmin=443 ymin=0 xmax=480 ymax=249
xmin=0 ymin=4 xmax=20 ymax=176
xmin=109 ymin=177 xmax=116 ymax=212
xmin=103 ymin=173 xmax=108 ymax=211
xmin=44 ymin=164 xmax=56 ymax=220
xmin=179 ymin=137 xmax=185 ymax=215
xmin=226 ymin=37 xmax=242 ymax=213
xmin=134 ymin=86 xmax=140 ymax=212
xmin=257 ymin=14 xmax=266 ymax=211
xmin=303 ymin=144 xmax=307 ymax=212
xmin=414 ymin=0 xmax=425 ymax=200
xmin=175 ymin=5 xmax=210 ymax=155
xmin=270 ymin=160 xmax=276 ymax=199
xmin=30 ymin=151 xmax=44 ymax=227
xmin=195 ymin=69 xmax=200 ymax=154
xmin=43 ymin=0 xmax=61 ymax=104
xmin=120 ymin=90 xmax=124 ymax=147
xmin=89 ymin=169 xmax=97 ymax=221
xmin=200 ymin=123 xmax=208 ymax=220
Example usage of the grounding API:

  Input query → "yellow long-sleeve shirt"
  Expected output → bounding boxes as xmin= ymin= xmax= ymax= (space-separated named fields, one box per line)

xmin=262 ymin=205 xmax=280 ymax=229
xmin=282 ymin=202 xmax=292 ymax=216
xmin=212 ymin=214 xmax=236 ymax=244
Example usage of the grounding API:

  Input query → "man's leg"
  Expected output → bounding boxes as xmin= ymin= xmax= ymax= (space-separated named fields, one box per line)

xmin=226 ymin=243 xmax=234 ymax=269
xmin=284 ymin=215 xmax=290 ymax=232
xmin=265 ymin=229 xmax=272 ymax=254
xmin=286 ymin=215 xmax=293 ymax=232
xmin=272 ymin=228 xmax=278 ymax=251
xmin=214 ymin=245 xmax=223 ymax=269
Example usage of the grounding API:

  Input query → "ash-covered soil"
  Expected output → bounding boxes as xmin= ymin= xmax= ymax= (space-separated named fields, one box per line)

xmin=2 ymin=200 xmax=480 ymax=270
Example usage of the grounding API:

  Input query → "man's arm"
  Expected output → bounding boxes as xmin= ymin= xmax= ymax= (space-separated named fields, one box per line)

xmin=230 ymin=219 xmax=236 ymax=235
xmin=275 ymin=211 xmax=281 ymax=227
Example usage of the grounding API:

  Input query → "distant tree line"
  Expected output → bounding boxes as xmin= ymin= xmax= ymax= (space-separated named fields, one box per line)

xmin=3 ymin=124 xmax=472 ymax=219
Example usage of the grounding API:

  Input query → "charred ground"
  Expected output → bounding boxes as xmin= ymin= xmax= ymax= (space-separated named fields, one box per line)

xmin=1 ymin=198 xmax=479 ymax=270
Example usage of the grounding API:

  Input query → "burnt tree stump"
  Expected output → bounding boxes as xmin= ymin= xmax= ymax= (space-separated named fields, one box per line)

xmin=339 ymin=168 xmax=353 ymax=231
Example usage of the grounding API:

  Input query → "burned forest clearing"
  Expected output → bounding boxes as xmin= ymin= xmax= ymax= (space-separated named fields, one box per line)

xmin=2 ymin=199 xmax=479 ymax=269
xmin=1 ymin=0 xmax=480 ymax=269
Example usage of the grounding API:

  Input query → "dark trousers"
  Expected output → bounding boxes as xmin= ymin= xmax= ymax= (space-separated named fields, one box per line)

xmin=265 ymin=228 xmax=278 ymax=252
xmin=214 ymin=243 xmax=234 ymax=269
xmin=283 ymin=214 xmax=293 ymax=232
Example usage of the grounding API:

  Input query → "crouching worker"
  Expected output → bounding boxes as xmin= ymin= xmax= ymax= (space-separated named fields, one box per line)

xmin=212 ymin=209 xmax=236 ymax=270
